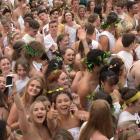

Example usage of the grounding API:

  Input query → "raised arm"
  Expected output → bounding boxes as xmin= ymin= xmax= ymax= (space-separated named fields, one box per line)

xmin=14 ymin=94 xmax=30 ymax=133
xmin=77 ymin=28 xmax=90 ymax=55
xmin=47 ymin=103 xmax=59 ymax=134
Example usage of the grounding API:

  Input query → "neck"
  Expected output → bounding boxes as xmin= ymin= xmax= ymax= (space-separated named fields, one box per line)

xmin=28 ymin=96 xmax=34 ymax=104
xmin=107 ymin=27 xmax=115 ymax=35
xmin=67 ymin=21 xmax=73 ymax=26
xmin=33 ymin=122 xmax=43 ymax=128
xmin=60 ymin=113 xmax=70 ymax=120
xmin=123 ymin=47 xmax=131 ymax=52
xmin=126 ymin=107 xmax=136 ymax=115
xmin=128 ymin=12 xmax=134 ymax=17
xmin=85 ymin=70 xmax=99 ymax=81
xmin=51 ymin=33 xmax=57 ymax=40
xmin=19 ymin=76 xmax=26 ymax=80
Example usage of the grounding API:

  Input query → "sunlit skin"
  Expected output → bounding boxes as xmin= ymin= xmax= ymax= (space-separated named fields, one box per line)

xmin=27 ymin=80 xmax=42 ymax=97
xmin=63 ymin=49 xmax=75 ymax=65
xmin=31 ymin=102 xmax=46 ymax=124
xmin=56 ymin=94 xmax=71 ymax=115
xmin=0 ymin=58 xmax=11 ymax=76
xmin=16 ymin=64 xmax=27 ymax=80
xmin=57 ymin=72 xmax=69 ymax=89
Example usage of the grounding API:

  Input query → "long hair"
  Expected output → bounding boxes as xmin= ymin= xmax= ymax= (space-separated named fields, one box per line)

xmin=79 ymin=99 xmax=114 ymax=140
xmin=22 ymin=77 xmax=44 ymax=105
xmin=0 ymin=120 xmax=7 ymax=140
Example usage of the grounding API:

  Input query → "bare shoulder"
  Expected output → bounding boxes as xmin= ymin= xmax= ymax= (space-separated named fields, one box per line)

xmin=90 ymin=131 xmax=109 ymax=140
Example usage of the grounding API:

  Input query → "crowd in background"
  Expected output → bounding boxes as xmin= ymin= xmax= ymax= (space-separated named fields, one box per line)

xmin=0 ymin=0 xmax=140 ymax=140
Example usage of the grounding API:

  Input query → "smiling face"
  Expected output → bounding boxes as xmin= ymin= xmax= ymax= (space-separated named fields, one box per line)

xmin=59 ymin=35 xmax=69 ymax=49
xmin=78 ymin=7 xmax=86 ymax=17
xmin=57 ymin=72 xmax=69 ymax=89
xmin=31 ymin=102 xmax=46 ymax=124
xmin=89 ymin=1 xmax=95 ymax=11
xmin=17 ymin=64 xmax=27 ymax=79
xmin=63 ymin=49 xmax=75 ymax=65
xmin=56 ymin=93 xmax=71 ymax=115
xmin=0 ymin=58 xmax=11 ymax=75
xmin=27 ymin=80 xmax=42 ymax=97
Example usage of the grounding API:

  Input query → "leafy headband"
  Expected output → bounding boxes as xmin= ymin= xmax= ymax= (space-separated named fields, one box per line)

xmin=84 ymin=51 xmax=111 ymax=72
xmin=47 ymin=87 xmax=64 ymax=94
xmin=101 ymin=18 xmax=121 ymax=29
xmin=23 ymin=45 xmax=43 ymax=57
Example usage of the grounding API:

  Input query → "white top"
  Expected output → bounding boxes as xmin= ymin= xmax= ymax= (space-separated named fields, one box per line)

xmin=118 ymin=111 xmax=140 ymax=125
xmin=22 ymin=34 xmax=35 ymax=43
xmin=99 ymin=31 xmax=115 ymax=51
xmin=65 ymin=24 xmax=78 ymax=47
xmin=95 ymin=28 xmax=100 ymax=41
xmin=15 ymin=77 xmax=29 ymax=94
xmin=42 ymin=24 xmax=49 ymax=37
xmin=91 ymin=40 xmax=99 ymax=49
xmin=44 ymin=34 xmax=57 ymax=52
xmin=135 ymin=45 xmax=140 ymax=60
xmin=18 ymin=16 xmax=24 ymax=31
xmin=68 ymin=127 xmax=80 ymax=140
xmin=117 ymin=51 xmax=133 ymax=72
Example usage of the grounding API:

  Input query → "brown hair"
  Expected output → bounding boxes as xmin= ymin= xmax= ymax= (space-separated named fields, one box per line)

xmin=14 ymin=57 xmax=30 ymax=74
xmin=115 ymin=121 xmax=140 ymax=140
xmin=79 ymin=99 xmax=114 ymax=140
xmin=23 ymin=41 xmax=45 ymax=61
xmin=22 ymin=77 xmax=44 ymax=105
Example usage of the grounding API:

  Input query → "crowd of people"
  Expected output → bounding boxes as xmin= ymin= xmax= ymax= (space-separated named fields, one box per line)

xmin=0 ymin=0 xmax=140 ymax=140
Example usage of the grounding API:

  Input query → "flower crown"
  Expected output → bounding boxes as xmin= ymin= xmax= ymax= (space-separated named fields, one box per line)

xmin=47 ymin=87 xmax=64 ymax=94
xmin=23 ymin=45 xmax=43 ymax=57
xmin=84 ymin=51 xmax=111 ymax=72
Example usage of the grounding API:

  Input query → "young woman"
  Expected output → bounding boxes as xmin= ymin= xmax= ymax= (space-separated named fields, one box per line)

xmin=14 ymin=57 xmax=30 ymax=93
xmin=109 ymin=57 xmax=127 ymax=89
xmin=62 ymin=11 xmax=80 ymax=47
xmin=4 ymin=30 xmax=21 ymax=61
xmin=115 ymin=121 xmax=140 ymax=140
xmin=0 ymin=57 xmax=12 ymax=77
xmin=7 ymin=76 xmax=44 ymax=130
xmin=76 ymin=5 xmax=87 ymax=26
xmin=62 ymin=48 xmax=76 ymax=79
xmin=14 ymin=94 xmax=51 ymax=140
xmin=86 ymin=0 xmax=95 ymax=17
xmin=118 ymin=87 xmax=140 ymax=126
xmin=0 ymin=91 xmax=9 ymax=121
xmin=57 ymin=33 xmax=70 ymax=52
xmin=94 ymin=65 xmax=121 ymax=116
xmin=47 ymin=91 xmax=81 ymax=140
xmin=79 ymin=99 xmax=114 ymax=140
xmin=47 ymin=70 xmax=70 ymax=91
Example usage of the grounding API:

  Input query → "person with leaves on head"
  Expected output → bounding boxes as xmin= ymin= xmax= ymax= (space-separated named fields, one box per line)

xmin=72 ymin=49 xmax=110 ymax=109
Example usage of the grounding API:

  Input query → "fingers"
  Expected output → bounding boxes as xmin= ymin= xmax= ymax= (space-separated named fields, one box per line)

xmin=51 ymin=103 xmax=55 ymax=110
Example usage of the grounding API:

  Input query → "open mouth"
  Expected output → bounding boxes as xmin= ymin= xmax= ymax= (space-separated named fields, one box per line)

xmin=36 ymin=115 xmax=45 ymax=120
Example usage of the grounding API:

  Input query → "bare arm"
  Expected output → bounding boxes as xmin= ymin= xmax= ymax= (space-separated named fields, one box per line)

xmin=77 ymin=28 xmax=90 ymax=55
xmin=14 ymin=94 xmax=30 ymax=134
xmin=47 ymin=103 xmax=59 ymax=133
xmin=98 ymin=35 xmax=109 ymax=51
xmin=7 ymin=103 xmax=18 ymax=126
xmin=71 ymin=71 xmax=83 ymax=93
